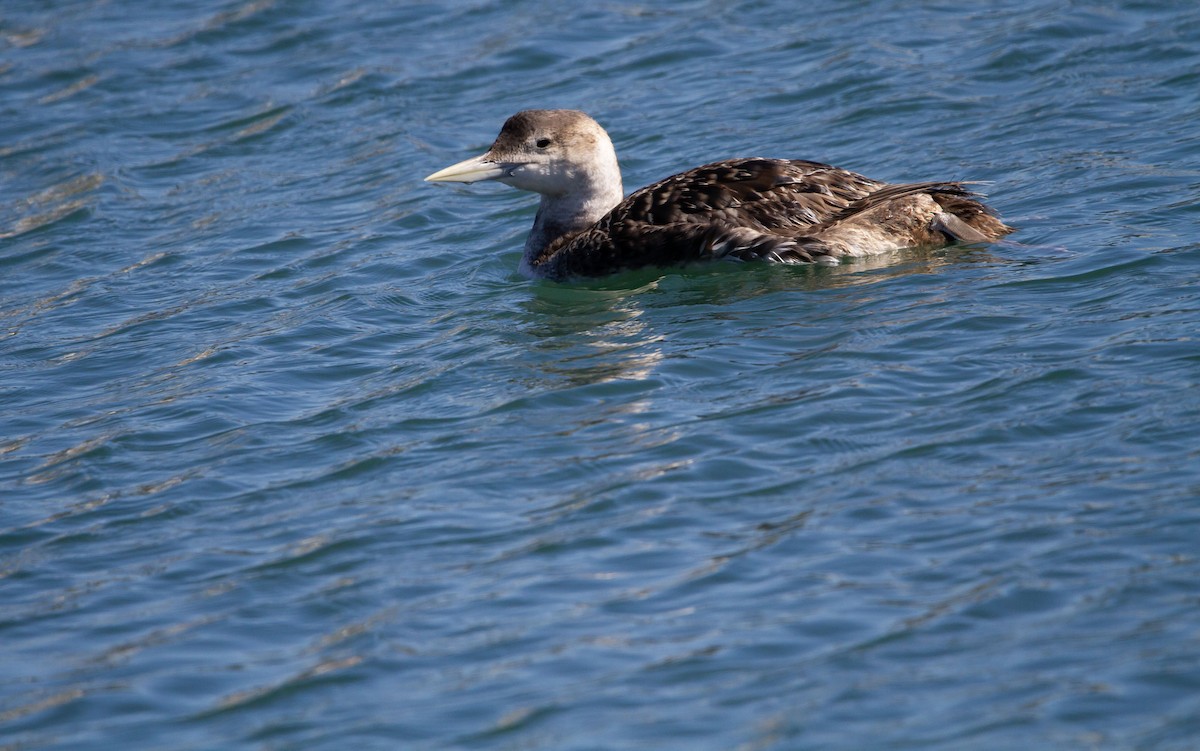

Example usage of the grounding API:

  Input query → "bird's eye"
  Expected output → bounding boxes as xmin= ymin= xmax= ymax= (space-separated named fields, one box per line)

xmin=535 ymin=138 xmax=551 ymax=149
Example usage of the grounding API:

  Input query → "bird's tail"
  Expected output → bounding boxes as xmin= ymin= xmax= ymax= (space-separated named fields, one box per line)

xmin=927 ymin=185 xmax=1014 ymax=242
xmin=784 ymin=181 xmax=1013 ymax=258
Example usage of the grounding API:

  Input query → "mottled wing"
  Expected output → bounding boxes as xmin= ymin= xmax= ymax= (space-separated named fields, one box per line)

xmin=546 ymin=222 xmax=826 ymax=278
xmin=611 ymin=158 xmax=884 ymax=233
xmin=548 ymin=159 xmax=886 ymax=277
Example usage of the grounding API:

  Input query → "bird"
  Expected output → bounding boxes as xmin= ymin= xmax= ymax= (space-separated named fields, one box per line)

xmin=425 ymin=109 xmax=1012 ymax=281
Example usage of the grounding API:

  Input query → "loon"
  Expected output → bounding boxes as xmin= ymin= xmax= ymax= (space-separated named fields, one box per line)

xmin=425 ymin=109 xmax=1012 ymax=281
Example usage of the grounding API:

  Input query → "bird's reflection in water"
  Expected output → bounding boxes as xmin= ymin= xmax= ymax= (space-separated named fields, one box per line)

xmin=517 ymin=243 xmax=1003 ymax=384
xmin=520 ymin=278 xmax=664 ymax=387
xmin=503 ymin=244 xmax=1007 ymax=529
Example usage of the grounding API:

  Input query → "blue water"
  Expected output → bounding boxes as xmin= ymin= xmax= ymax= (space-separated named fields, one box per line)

xmin=3 ymin=1 xmax=1199 ymax=748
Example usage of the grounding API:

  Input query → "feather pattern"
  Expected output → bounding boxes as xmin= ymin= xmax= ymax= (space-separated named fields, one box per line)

xmin=426 ymin=110 xmax=1012 ymax=280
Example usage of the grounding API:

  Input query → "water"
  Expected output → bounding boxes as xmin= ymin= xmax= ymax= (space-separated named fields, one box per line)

xmin=2 ymin=0 xmax=1199 ymax=748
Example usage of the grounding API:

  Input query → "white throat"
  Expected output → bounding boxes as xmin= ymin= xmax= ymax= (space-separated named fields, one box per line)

xmin=516 ymin=143 xmax=624 ymax=276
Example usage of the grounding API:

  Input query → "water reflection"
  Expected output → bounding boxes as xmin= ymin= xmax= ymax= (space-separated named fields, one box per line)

xmin=519 ymin=279 xmax=664 ymax=386
xmin=513 ymin=245 xmax=1003 ymax=388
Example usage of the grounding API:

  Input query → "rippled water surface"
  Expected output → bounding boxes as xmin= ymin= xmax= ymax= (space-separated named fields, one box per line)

xmin=3 ymin=1 xmax=1199 ymax=748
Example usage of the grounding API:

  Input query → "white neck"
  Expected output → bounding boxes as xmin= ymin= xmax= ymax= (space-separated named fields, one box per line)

xmin=518 ymin=149 xmax=624 ymax=276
